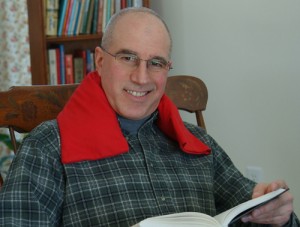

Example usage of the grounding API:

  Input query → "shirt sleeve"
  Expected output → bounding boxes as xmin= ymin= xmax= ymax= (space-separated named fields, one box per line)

xmin=0 ymin=121 xmax=65 ymax=227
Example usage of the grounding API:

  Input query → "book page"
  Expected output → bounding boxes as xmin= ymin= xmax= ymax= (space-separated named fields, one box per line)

xmin=214 ymin=188 xmax=288 ymax=226
xmin=133 ymin=212 xmax=221 ymax=227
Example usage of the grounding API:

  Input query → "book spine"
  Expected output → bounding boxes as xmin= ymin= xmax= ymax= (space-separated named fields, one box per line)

xmin=75 ymin=0 xmax=85 ymax=35
xmin=86 ymin=49 xmax=92 ymax=74
xmin=73 ymin=57 xmax=84 ymax=83
xmin=92 ymin=0 xmax=99 ymax=34
xmin=48 ymin=49 xmax=58 ymax=84
xmin=68 ymin=0 xmax=80 ymax=35
xmin=121 ymin=0 xmax=126 ymax=9
xmin=80 ymin=0 xmax=91 ymax=34
xmin=45 ymin=0 xmax=59 ymax=36
xmin=64 ymin=0 xmax=74 ymax=35
xmin=142 ymin=0 xmax=149 ymax=7
xmin=74 ymin=50 xmax=87 ymax=76
xmin=58 ymin=45 xmax=66 ymax=84
xmin=72 ymin=0 xmax=82 ymax=35
xmin=86 ymin=0 xmax=95 ymax=34
xmin=133 ymin=0 xmax=142 ymax=7
xmin=57 ymin=0 xmax=68 ymax=36
xmin=115 ymin=0 xmax=121 ymax=13
xmin=110 ymin=0 xmax=115 ymax=16
xmin=102 ymin=0 xmax=107 ymax=31
xmin=126 ymin=0 xmax=132 ymax=7
xmin=106 ymin=0 xmax=111 ymax=27
xmin=65 ymin=54 xmax=74 ymax=84
xmin=96 ymin=0 xmax=104 ymax=34
xmin=55 ymin=48 xmax=61 ymax=84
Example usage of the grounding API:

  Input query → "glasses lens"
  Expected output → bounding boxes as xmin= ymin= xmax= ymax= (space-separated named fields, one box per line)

xmin=148 ymin=58 xmax=169 ymax=72
xmin=116 ymin=53 xmax=139 ymax=67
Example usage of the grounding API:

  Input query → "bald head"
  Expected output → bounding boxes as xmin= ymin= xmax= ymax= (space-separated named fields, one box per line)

xmin=101 ymin=7 xmax=172 ymax=57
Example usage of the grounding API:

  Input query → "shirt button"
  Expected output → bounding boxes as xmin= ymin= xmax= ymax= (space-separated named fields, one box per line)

xmin=161 ymin=197 xmax=166 ymax=201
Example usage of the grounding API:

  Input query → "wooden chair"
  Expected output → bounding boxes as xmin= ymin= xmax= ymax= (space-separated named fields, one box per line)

xmin=0 ymin=75 xmax=208 ymax=186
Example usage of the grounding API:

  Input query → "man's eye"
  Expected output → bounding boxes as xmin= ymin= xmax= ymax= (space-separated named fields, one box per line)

xmin=149 ymin=59 xmax=166 ymax=68
xmin=118 ymin=54 xmax=137 ymax=62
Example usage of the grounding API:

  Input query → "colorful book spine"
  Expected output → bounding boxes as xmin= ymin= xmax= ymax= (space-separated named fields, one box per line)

xmin=102 ymin=0 xmax=107 ymax=31
xmin=67 ymin=0 xmax=80 ymax=35
xmin=86 ymin=0 xmax=95 ymax=34
xmin=55 ymin=48 xmax=61 ymax=84
xmin=57 ymin=0 xmax=68 ymax=36
xmin=75 ymin=0 xmax=85 ymax=35
xmin=86 ymin=49 xmax=92 ymax=74
xmin=65 ymin=54 xmax=74 ymax=84
xmin=58 ymin=45 xmax=66 ymax=84
xmin=92 ymin=0 xmax=99 ymax=34
xmin=80 ymin=0 xmax=91 ymax=34
xmin=106 ymin=0 xmax=111 ymax=27
xmin=121 ymin=0 xmax=126 ymax=8
xmin=64 ymin=0 xmax=74 ymax=35
xmin=126 ymin=0 xmax=132 ymax=7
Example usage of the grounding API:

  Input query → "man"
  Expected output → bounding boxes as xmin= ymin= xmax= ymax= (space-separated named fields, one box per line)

xmin=0 ymin=7 xmax=299 ymax=227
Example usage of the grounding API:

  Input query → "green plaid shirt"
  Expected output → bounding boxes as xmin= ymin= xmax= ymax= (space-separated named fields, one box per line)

xmin=0 ymin=113 xmax=299 ymax=226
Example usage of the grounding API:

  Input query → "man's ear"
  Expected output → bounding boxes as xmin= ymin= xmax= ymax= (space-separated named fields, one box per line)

xmin=94 ymin=46 xmax=104 ymax=73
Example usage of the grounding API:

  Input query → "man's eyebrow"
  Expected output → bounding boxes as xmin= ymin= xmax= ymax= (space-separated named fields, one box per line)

xmin=115 ymin=49 xmax=137 ymax=55
xmin=115 ymin=48 xmax=169 ymax=62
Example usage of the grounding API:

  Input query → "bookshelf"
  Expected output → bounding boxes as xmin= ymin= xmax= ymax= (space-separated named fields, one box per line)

xmin=27 ymin=0 xmax=150 ymax=85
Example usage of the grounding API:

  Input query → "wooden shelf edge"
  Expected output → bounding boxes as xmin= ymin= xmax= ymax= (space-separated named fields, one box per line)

xmin=46 ymin=34 xmax=103 ymax=43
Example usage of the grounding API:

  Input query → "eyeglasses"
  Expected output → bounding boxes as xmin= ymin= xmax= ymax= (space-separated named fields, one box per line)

xmin=101 ymin=47 xmax=172 ymax=73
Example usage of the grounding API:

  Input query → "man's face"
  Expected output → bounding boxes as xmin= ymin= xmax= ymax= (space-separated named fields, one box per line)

xmin=95 ymin=13 xmax=171 ymax=120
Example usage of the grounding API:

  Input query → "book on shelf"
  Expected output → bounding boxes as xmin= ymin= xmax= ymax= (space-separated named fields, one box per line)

xmin=96 ymin=0 xmax=104 ymax=33
xmin=80 ymin=0 xmax=91 ymax=34
xmin=121 ymin=0 xmax=126 ymax=9
xmin=58 ymin=45 xmax=66 ymax=84
xmin=133 ymin=0 xmax=142 ymax=7
xmin=132 ymin=188 xmax=289 ymax=227
xmin=74 ymin=57 xmax=85 ymax=83
xmin=86 ymin=0 xmax=95 ymax=34
xmin=46 ymin=0 xmax=148 ymax=37
xmin=55 ymin=49 xmax=62 ymax=84
xmin=126 ymin=0 xmax=132 ymax=7
xmin=63 ymin=0 xmax=74 ymax=35
xmin=105 ymin=0 xmax=112 ymax=29
xmin=65 ymin=54 xmax=75 ymax=84
xmin=48 ymin=49 xmax=58 ymax=84
xmin=85 ymin=49 xmax=94 ymax=74
xmin=57 ymin=0 xmax=68 ymax=36
xmin=67 ymin=0 xmax=80 ymax=35
xmin=74 ymin=49 xmax=87 ymax=76
xmin=45 ymin=0 xmax=59 ymax=36
xmin=115 ymin=0 xmax=121 ymax=13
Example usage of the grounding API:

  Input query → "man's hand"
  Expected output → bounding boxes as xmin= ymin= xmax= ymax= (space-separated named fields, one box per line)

xmin=241 ymin=180 xmax=294 ymax=226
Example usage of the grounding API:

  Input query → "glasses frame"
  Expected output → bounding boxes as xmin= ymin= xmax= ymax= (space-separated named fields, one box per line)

xmin=100 ymin=46 xmax=173 ymax=72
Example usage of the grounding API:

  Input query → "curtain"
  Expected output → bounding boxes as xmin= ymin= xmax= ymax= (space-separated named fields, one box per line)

xmin=0 ymin=0 xmax=31 ymax=90
xmin=0 ymin=0 xmax=31 ymax=179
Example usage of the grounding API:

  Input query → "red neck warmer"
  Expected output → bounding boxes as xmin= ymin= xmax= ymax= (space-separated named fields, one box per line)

xmin=57 ymin=71 xmax=210 ymax=164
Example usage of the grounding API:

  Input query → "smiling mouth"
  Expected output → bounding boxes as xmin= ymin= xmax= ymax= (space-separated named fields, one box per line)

xmin=125 ymin=89 xmax=149 ymax=97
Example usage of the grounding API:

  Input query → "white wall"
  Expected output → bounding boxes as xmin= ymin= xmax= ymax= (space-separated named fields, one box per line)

xmin=151 ymin=0 xmax=300 ymax=216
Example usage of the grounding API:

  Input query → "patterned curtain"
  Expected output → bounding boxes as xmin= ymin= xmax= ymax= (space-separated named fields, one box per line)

xmin=0 ymin=0 xmax=31 ymax=179
xmin=0 ymin=0 xmax=31 ymax=90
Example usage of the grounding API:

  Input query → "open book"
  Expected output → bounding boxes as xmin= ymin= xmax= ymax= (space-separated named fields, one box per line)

xmin=132 ymin=188 xmax=288 ymax=227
